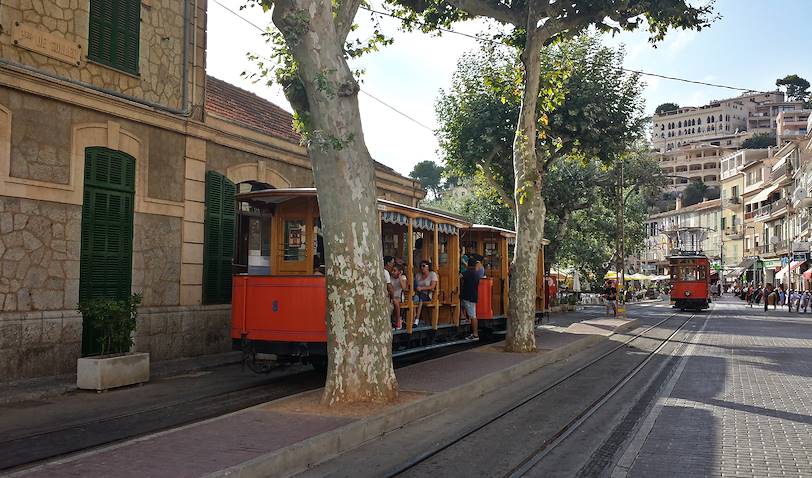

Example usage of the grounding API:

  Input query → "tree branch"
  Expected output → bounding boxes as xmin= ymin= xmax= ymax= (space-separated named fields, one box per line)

xmin=334 ymin=0 xmax=362 ymax=42
xmin=448 ymin=0 xmax=523 ymax=26
xmin=479 ymin=145 xmax=516 ymax=210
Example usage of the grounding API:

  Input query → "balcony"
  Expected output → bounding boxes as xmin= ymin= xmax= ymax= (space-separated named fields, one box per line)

xmin=753 ymin=201 xmax=789 ymax=222
xmin=763 ymin=239 xmax=790 ymax=256
xmin=723 ymin=226 xmax=744 ymax=240
xmin=792 ymin=185 xmax=812 ymax=208
xmin=722 ymin=196 xmax=741 ymax=210
xmin=769 ymin=160 xmax=792 ymax=183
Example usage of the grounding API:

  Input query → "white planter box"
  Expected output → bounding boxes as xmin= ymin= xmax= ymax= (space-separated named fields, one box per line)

xmin=77 ymin=352 xmax=150 ymax=391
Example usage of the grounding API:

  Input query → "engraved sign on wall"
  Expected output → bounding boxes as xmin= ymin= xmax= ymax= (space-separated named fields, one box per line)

xmin=12 ymin=23 xmax=81 ymax=66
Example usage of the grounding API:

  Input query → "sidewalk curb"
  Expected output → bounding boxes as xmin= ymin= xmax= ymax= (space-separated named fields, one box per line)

xmin=0 ymin=352 xmax=242 ymax=406
xmin=208 ymin=324 xmax=637 ymax=478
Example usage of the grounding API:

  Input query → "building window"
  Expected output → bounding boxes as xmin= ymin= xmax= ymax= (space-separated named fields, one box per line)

xmin=79 ymin=147 xmax=136 ymax=355
xmin=88 ymin=0 xmax=141 ymax=75
xmin=203 ymin=171 xmax=237 ymax=304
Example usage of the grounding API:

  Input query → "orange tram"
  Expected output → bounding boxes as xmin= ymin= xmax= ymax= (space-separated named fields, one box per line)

xmin=668 ymin=252 xmax=711 ymax=311
xmin=230 ymin=188 xmax=549 ymax=371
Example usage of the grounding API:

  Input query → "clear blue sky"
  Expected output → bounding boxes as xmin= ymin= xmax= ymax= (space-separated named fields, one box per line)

xmin=207 ymin=0 xmax=812 ymax=176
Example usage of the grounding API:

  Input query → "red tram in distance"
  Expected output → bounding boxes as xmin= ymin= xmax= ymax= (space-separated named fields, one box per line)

xmin=668 ymin=253 xmax=711 ymax=311
xmin=230 ymin=188 xmax=549 ymax=371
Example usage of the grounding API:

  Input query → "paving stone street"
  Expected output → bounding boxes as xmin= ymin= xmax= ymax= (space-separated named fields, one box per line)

xmin=617 ymin=296 xmax=812 ymax=478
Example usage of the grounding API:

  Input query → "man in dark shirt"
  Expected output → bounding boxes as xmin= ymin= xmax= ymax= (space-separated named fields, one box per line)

xmin=604 ymin=280 xmax=617 ymax=317
xmin=461 ymin=257 xmax=481 ymax=340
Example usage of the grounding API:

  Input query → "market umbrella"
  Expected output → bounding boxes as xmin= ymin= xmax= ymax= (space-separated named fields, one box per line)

xmin=572 ymin=270 xmax=581 ymax=292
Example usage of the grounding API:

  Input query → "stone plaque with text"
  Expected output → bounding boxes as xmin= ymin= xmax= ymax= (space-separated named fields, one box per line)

xmin=12 ymin=23 xmax=81 ymax=66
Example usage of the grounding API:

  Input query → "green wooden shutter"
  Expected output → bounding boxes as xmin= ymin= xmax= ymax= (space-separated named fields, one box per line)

xmin=203 ymin=171 xmax=236 ymax=304
xmin=79 ymin=147 xmax=136 ymax=355
xmin=88 ymin=0 xmax=141 ymax=75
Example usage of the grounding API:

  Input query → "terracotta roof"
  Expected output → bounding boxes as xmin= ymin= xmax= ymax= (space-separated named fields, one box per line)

xmin=205 ymin=75 xmax=300 ymax=143
xmin=204 ymin=76 xmax=412 ymax=180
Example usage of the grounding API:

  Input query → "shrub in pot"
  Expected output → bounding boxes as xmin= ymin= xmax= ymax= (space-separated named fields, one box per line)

xmin=76 ymin=294 xmax=149 ymax=391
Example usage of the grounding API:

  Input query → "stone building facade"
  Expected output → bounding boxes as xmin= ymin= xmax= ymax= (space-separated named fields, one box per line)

xmin=0 ymin=1 xmax=424 ymax=381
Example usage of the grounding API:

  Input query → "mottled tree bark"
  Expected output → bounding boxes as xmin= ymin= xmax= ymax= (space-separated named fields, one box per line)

xmin=506 ymin=21 xmax=545 ymax=353
xmin=273 ymin=0 xmax=398 ymax=405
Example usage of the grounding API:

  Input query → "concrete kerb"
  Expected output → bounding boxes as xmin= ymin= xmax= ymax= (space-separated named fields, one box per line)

xmin=207 ymin=332 xmax=611 ymax=478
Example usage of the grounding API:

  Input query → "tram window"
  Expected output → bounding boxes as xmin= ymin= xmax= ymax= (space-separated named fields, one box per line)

xmin=283 ymin=220 xmax=307 ymax=261
xmin=413 ymin=233 xmax=425 ymax=264
xmin=462 ymin=241 xmax=477 ymax=255
xmin=247 ymin=216 xmax=271 ymax=274
xmin=439 ymin=235 xmax=449 ymax=265
xmin=484 ymin=240 xmax=498 ymax=270
xmin=313 ymin=218 xmax=324 ymax=273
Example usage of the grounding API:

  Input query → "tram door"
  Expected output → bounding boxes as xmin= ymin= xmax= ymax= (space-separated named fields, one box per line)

xmin=273 ymin=198 xmax=316 ymax=275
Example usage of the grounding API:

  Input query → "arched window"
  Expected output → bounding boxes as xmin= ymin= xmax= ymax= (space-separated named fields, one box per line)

xmin=678 ymin=121 xmax=682 ymax=128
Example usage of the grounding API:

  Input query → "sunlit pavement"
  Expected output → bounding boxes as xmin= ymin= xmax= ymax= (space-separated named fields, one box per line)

xmin=617 ymin=295 xmax=812 ymax=478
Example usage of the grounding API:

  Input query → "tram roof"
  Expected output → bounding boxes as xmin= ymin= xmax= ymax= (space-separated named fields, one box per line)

xmin=235 ymin=188 xmax=472 ymax=227
xmin=667 ymin=253 xmax=710 ymax=260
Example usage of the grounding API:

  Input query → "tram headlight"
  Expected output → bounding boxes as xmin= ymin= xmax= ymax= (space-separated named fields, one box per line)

xmin=684 ymin=291 xmax=691 ymax=297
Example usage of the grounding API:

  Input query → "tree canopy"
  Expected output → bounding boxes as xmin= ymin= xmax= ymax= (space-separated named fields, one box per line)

xmin=776 ymin=74 xmax=810 ymax=102
xmin=436 ymin=35 xmax=647 ymax=208
xmin=655 ymin=102 xmax=680 ymax=115
xmin=409 ymin=160 xmax=445 ymax=198
xmin=741 ymin=133 xmax=776 ymax=149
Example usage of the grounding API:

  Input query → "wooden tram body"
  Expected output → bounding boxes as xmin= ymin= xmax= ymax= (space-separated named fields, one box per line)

xmin=231 ymin=188 xmax=547 ymax=369
xmin=668 ymin=253 xmax=711 ymax=310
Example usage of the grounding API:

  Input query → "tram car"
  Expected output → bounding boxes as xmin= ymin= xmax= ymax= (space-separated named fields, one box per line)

xmin=668 ymin=253 xmax=711 ymax=310
xmin=230 ymin=188 xmax=548 ymax=371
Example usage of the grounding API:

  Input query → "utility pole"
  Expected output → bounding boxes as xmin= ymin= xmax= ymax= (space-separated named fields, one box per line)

xmin=616 ymin=159 xmax=625 ymax=303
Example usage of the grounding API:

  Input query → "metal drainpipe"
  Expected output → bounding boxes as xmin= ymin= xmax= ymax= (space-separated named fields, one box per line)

xmin=0 ymin=0 xmax=193 ymax=117
xmin=191 ymin=0 xmax=198 ymax=115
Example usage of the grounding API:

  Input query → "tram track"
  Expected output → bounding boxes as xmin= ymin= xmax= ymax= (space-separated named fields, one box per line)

xmin=387 ymin=308 xmax=706 ymax=478
xmin=0 ymin=334 xmax=498 ymax=474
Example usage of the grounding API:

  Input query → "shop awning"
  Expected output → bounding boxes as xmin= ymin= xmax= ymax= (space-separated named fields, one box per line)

xmin=746 ymin=184 xmax=780 ymax=206
xmin=726 ymin=258 xmax=756 ymax=279
xmin=776 ymin=261 xmax=805 ymax=283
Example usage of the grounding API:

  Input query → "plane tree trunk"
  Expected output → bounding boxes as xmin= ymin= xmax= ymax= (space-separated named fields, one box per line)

xmin=506 ymin=19 xmax=545 ymax=353
xmin=272 ymin=0 xmax=398 ymax=405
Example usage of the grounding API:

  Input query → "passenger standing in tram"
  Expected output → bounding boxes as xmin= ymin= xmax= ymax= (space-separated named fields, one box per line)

xmin=383 ymin=256 xmax=394 ymax=315
xmin=413 ymin=260 xmax=438 ymax=326
xmin=461 ymin=257 xmax=481 ymax=340
xmin=390 ymin=264 xmax=407 ymax=329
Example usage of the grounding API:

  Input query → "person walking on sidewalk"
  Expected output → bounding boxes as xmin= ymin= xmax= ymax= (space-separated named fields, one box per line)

xmin=604 ymin=280 xmax=618 ymax=317
xmin=460 ymin=257 xmax=482 ymax=340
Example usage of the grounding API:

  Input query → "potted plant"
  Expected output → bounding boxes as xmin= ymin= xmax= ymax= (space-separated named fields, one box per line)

xmin=76 ymin=294 xmax=149 ymax=391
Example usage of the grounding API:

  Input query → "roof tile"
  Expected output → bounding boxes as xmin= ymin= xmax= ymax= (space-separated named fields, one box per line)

xmin=205 ymin=75 xmax=300 ymax=143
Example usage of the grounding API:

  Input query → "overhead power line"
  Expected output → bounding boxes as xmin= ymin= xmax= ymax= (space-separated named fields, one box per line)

xmin=213 ymin=0 xmax=436 ymax=132
xmin=359 ymin=6 xmax=765 ymax=93
xmin=212 ymin=0 xmax=768 ymax=135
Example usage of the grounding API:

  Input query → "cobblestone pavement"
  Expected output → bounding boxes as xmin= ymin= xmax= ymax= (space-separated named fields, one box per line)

xmin=617 ymin=296 xmax=812 ymax=478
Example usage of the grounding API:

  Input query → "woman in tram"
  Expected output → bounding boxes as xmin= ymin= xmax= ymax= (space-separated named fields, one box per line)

xmin=413 ymin=260 xmax=438 ymax=326
xmin=390 ymin=264 xmax=407 ymax=329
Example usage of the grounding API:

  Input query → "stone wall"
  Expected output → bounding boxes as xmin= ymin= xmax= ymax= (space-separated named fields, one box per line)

xmin=206 ymin=142 xmax=315 ymax=188
xmin=0 ymin=196 xmax=83 ymax=381
xmin=0 ymin=0 xmax=188 ymax=110
xmin=0 ymin=197 xmax=81 ymax=313
xmin=132 ymin=213 xmax=182 ymax=307
xmin=133 ymin=305 xmax=231 ymax=362
xmin=147 ymin=129 xmax=185 ymax=202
